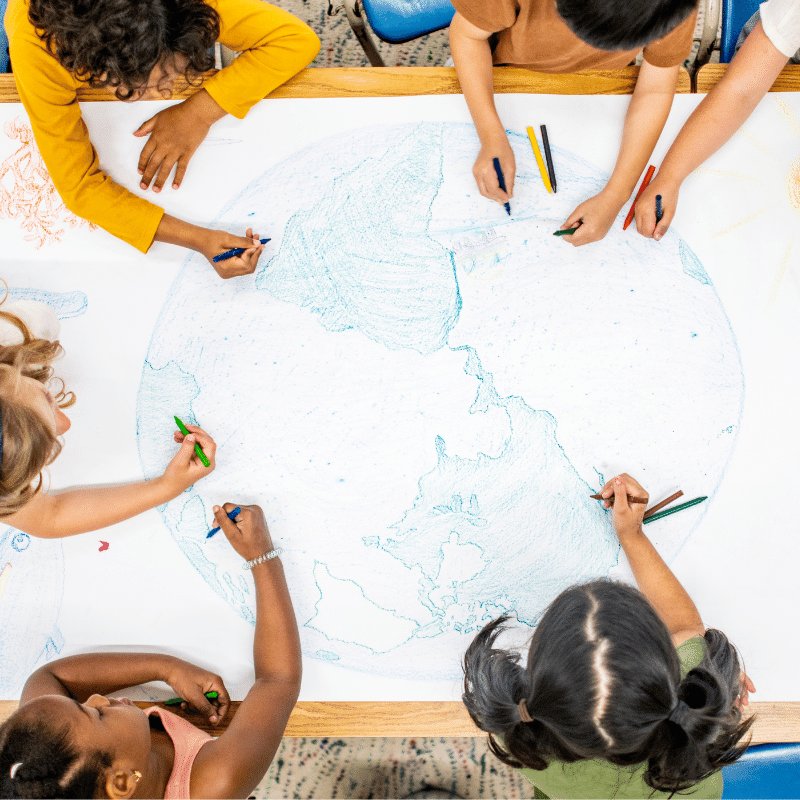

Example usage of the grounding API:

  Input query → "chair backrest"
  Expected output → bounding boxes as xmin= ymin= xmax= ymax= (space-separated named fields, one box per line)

xmin=721 ymin=742 xmax=800 ymax=799
xmin=361 ymin=0 xmax=455 ymax=44
xmin=720 ymin=0 xmax=761 ymax=62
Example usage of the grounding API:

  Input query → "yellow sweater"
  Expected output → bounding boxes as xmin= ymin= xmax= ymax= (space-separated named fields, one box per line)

xmin=5 ymin=0 xmax=319 ymax=252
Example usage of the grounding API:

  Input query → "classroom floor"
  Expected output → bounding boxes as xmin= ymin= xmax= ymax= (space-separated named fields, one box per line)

xmin=250 ymin=738 xmax=537 ymax=799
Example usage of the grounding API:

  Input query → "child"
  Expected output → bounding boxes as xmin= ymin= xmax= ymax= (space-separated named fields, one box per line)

xmin=635 ymin=0 xmax=798 ymax=239
xmin=0 ymin=502 xmax=300 ymax=799
xmin=449 ymin=0 xmax=697 ymax=246
xmin=0 ymin=300 xmax=216 ymax=537
xmin=463 ymin=473 xmax=754 ymax=798
xmin=4 ymin=0 xmax=319 ymax=278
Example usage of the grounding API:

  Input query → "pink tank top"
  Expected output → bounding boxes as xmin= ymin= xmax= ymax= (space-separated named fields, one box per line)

xmin=145 ymin=706 xmax=213 ymax=799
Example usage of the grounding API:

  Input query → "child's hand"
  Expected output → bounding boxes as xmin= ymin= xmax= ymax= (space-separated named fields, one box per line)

xmin=213 ymin=503 xmax=275 ymax=562
xmin=164 ymin=660 xmax=231 ymax=725
xmin=163 ymin=424 xmax=216 ymax=490
xmin=599 ymin=473 xmax=648 ymax=541
xmin=559 ymin=188 xmax=626 ymax=246
xmin=736 ymin=670 xmax=756 ymax=710
xmin=134 ymin=105 xmax=211 ymax=193
xmin=473 ymin=139 xmax=515 ymax=206
xmin=133 ymin=89 xmax=226 ymax=193
xmin=635 ymin=178 xmax=678 ymax=241
xmin=200 ymin=227 xmax=266 ymax=280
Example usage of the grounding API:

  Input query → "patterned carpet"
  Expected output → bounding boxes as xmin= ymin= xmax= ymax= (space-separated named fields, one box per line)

xmin=251 ymin=737 xmax=537 ymax=799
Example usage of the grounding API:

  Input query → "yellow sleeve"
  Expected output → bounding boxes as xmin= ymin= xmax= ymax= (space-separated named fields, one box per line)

xmin=6 ymin=0 xmax=164 ymax=253
xmin=202 ymin=0 xmax=320 ymax=120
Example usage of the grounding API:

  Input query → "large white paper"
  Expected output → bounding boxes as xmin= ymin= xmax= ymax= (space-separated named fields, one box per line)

xmin=0 ymin=91 xmax=797 ymax=702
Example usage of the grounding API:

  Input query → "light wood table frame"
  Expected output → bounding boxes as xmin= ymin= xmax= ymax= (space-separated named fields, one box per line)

xmin=0 ymin=65 xmax=797 ymax=741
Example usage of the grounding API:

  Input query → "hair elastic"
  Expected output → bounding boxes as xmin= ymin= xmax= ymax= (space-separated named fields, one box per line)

xmin=667 ymin=699 xmax=691 ymax=727
xmin=9 ymin=762 xmax=23 ymax=779
xmin=133 ymin=770 xmax=142 ymax=782
xmin=518 ymin=699 xmax=533 ymax=723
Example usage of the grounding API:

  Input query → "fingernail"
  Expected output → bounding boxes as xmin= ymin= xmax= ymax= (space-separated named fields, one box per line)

xmin=654 ymin=233 xmax=662 ymax=241
xmin=213 ymin=505 xmax=220 ymax=513
xmin=187 ymin=434 xmax=195 ymax=442
xmin=210 ymin=715 xmax=218 ymax=722
xmin=173 ymin=182 xmax=179 ymax=189
xmin=140 ymin=182 xmax=147 ymax=189
xmin=153 ymin=187 xmax=161 ymax=194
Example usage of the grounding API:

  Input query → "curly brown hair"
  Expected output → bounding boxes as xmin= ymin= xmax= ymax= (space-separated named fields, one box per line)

xmin=0 ymin=308 xmax=75 ymax=517
xmin=28 ymin=0 xmax=220 ymax=99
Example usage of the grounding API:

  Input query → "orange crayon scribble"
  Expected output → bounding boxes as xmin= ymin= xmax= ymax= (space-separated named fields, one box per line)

xmin=0 ymin=118 xmax=96 ymax=248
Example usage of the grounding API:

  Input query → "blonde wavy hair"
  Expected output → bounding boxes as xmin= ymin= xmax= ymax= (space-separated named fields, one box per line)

xmin=0 ymin=307 xmax=75 ymax=517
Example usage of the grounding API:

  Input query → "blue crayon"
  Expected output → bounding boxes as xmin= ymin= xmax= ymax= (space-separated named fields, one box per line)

xmin=212 ymin=239 xmax=270 ymax=263
xmin=655 ymin=195 xmax=663 ymax=223
xmin=207 ymin=506 xmax=241 ymax=538
xmin=492 ymin=158 xmax=511 ymax=216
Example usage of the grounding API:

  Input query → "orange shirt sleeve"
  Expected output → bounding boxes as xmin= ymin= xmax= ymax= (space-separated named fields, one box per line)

xmin=642 ymin=6 xmax=698 ymax=68
xmin=203 ymin=0 xmax=320 ymax=120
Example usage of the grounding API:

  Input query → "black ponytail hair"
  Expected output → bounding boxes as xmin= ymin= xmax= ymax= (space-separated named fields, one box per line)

xmin=463 ymin=581 xmax=752 ymax=794
xmin=0 ymin=711 xmax=112 ymax=799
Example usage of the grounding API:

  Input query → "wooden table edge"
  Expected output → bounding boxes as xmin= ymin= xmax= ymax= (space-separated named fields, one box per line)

xmin=697 ymin=62 xmax=800 ymax=93
xmin=0 ymin=65 xmax=691 ymax=103
xmin=1 ymin=699 xmax=798 ymax=741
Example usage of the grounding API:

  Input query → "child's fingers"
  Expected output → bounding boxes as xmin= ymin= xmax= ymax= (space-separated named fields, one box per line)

xmin=151 ymin=156 xmax=178 ymax=193
xmin=611 ymin=477 xmax=631 ymax=512
xmin=174 ymin=433 xmax=199 ymax=467
xmin=137 ymin=138 xmax=159 ymax=177
xmin=133 ymin=115 xmax=157 ymax=137
xmin=173 ymin=157 xmax=188 ymax=190
xmin=213 ymin=503 xmax=243 ymax=541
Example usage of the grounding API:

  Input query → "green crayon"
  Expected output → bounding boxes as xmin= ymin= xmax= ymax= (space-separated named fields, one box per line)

xmin=553 ymin=227 xmax=579 ymax=236
xmin=642 ymin=496 xmax=707 ymax=525
xmin=174 ymin=415 xmax=210 ymax=468
xmin=164 ymin=691 xmax=219 ymax=707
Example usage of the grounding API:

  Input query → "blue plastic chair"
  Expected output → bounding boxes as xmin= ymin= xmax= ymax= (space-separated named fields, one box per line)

xmin=722 ymin=743 xmax=800 ymax=798
xmin=1 ymin=0 xmax=10 ymax=72
xmin=340 ymin=0 xmax=455 ymax=67
xmin=720 ymin=0 xmax=761 ymax=62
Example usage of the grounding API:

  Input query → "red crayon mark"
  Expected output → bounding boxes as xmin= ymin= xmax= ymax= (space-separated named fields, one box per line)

xmin=98 ymin=541 xmax=109 ymax=552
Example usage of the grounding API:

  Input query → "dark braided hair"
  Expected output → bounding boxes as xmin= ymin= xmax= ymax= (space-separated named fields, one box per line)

xmin=463 ymin=581 xmax=753 ymax=794
xmin=0 ymin=710 xmax=112 ymax=799
xmin=28 ymin=0 xmax=219 ymax=99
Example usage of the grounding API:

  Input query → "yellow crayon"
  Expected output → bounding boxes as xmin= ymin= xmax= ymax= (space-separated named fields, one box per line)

xmin=526 ymin=126 xmax=553 ymax=194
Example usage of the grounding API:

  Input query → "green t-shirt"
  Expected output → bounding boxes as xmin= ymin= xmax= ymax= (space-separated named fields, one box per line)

xmin=516 ymin=637 xmax=723 ymax=799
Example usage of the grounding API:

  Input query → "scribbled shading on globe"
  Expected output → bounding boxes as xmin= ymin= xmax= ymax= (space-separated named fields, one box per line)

xmin=137 ymin=123 xmax=743 ymax=680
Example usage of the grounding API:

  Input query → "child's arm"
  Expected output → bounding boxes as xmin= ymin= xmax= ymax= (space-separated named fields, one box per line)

xmin=2 ymin=425 xmax=215 ymax=538
xmin=190 ymin=503 xmax=301 ymax=800
xmin=601 ymin=473 xmax=705 ymax=645
xmin=561 ymin=59 xmax=679 ymax=246
xmin=449 ymin=11 xmax=515 ymax=206
xmin=636 ymin=21 xmax=788 ymax=239
xmin=20 ymin=653 xmax=230 ymax=725
xmin=133 ymin=0 xmax=319 ymax=196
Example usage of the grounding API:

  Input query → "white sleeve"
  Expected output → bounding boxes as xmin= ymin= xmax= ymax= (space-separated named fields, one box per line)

xmin=0 ymin=301 xmax=61 ymax=346
xmin=760 ymin=0 xmax=800 ymax=57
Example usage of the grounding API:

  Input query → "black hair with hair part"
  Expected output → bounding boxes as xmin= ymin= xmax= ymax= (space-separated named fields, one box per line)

xmin=28 ymin=0 xmax=220 ymax=99
xmin=0 ymin=711 xmax=112 ymax=799
xmin=555 ymin=0 xmax=697 ymax=51
xmin=462 ymin=581 xmax=752 ymax=794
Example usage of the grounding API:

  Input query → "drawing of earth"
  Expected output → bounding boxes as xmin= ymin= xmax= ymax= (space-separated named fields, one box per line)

xmin=137 ymin=123 xmax=743 ymax=680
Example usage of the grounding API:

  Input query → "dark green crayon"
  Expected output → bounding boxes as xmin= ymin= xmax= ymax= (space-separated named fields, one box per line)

xmin=642 ymin=496 xmax=707 ymax=525
xmin=174 ymin=415 xmax=210 ymax=468
xmin=553 ymin=227 xmax=579 ymax=236
xmin=164 ymin=691 xmax=219 ymax=706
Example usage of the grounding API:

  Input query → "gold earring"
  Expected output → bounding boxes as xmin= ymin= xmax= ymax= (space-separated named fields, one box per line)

xmin=133 ymin=770 xmax=142 ymax=782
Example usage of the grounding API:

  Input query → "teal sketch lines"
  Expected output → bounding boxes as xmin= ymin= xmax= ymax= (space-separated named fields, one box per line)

xmin=257 ymin=124 xmax=461 ymax=356
xmin=137 ymin=121 xmax=743 ymax=680
xmin=0 ymin=527 xmax=65 ymax=695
